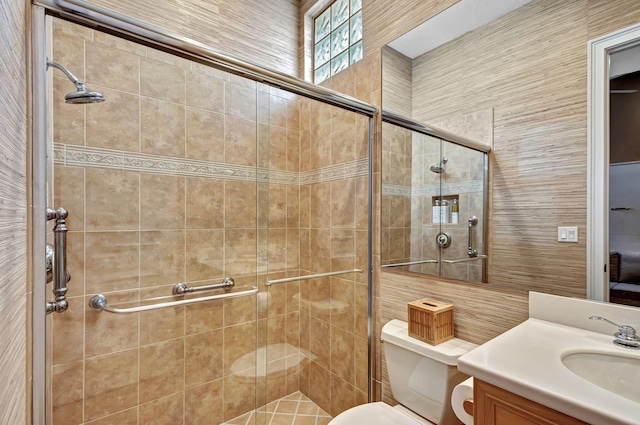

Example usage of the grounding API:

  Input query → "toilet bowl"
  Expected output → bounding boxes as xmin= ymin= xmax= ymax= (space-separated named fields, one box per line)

xmin=329 ymin=319 xmax=477 ymax=425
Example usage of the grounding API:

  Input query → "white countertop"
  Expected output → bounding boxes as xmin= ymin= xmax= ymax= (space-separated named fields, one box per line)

xmin=458 ymin=318 xmax=640 ymax=425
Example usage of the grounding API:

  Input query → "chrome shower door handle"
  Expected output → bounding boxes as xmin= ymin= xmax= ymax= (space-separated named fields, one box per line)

xmin=46 ymin=207 xmax=71 ymax=314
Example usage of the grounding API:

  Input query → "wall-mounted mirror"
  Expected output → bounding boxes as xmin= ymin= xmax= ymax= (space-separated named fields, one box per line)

xmin=380 ymin=113 xmax=489 ymax=282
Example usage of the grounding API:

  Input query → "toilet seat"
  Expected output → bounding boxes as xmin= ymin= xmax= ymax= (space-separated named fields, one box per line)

xmin=329 ymin=402 xmax=433 ymax=425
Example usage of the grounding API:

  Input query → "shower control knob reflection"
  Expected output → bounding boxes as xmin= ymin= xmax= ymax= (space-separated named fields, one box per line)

xmin=436 ymin=232 xmax=452 ymax=249
xmin=46 ymin=207 xmax=71 ymax=314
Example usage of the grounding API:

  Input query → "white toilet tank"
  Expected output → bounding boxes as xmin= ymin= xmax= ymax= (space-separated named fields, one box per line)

xmin=382 ymin=320 xmax=477 ymax=425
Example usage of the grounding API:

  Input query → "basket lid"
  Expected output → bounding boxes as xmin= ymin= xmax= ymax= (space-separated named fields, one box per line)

xmin=381 ymin=319 xmax=478 ymax=365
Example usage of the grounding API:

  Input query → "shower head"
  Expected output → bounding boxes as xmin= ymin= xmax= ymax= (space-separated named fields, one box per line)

xmin=430 ymin=157 xmax=448 ymax=174
xmin=47 ymin=59 xmax=105 ymax=104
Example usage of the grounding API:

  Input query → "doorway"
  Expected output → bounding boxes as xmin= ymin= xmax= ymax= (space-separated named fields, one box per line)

xmin=587 ymin=22 xmax=640 ymax=303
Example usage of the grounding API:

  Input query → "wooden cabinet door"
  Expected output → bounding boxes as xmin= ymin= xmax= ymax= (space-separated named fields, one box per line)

xmin=474 ymin=379 xmax=589 ymax=425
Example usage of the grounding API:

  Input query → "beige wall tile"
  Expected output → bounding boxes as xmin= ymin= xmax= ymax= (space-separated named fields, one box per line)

xmin=52 ymin=295 xmax=84 ymax=365
xmin=85 ymin=41 xmax=139 ymax=94
xmin=269 ymin=125 xmax=288 ymax=170
xmin=223 ymin=322 xmax=257 ymax=374
xmin=186 ymin=177 xmax=225 ymax=229
xmin=93 ymin=31 xmax=147 ymax=56
xmin=86 ymin=87 xmax=140 ymax=152
xmin=186 ymin=70 xmax=225 ymax=113
xmin=140 ymin=97 xmax=186 ymax=157
xmin=185 ymin=380 xmax=224 ymax=424
xmin=85 ymin=231 xmax=139 ymax=293
xmin=54 ymin=166 xmax=84 ymax=231
xmin=140 ymin=57 xmax=186 ymax=103
xmin=186 ymin=229 xmax=224 ymax=281
xmin=140 ymin=174 xmax=185 ymax=230
xmin=330 ymin=374 xmax=356 ymax=417
xmin=86 ymin=169 xmax=139 ymax=231
xmin=331 ymin=113 xmax=356 ymax=164
xmin=226 ymin=81 xmax=257 ymax=121
xmin=308 ymin=317 xmax=330 ymax=370
xmin=85 ymin=291 xmax=138 ymax=358
xmin=139 ymin=300 xmax=184 ymax=346
xmin=185 ymin=329 xmax=224 ymax=388
xmin=330 ymin=278 xmax=355 ymax=332
xmin=224 ymin=291 xmax=257 ymax=326
xmin=330 ymin=326 xmax=355 ymax=385
xmin=225 ymin=181 xmax=257 ymax=228
xmin=140 ymin=230 xmax=185 ymax=287
xmin=53 ymin=78 xmax=85 ymax=146
xmin=139 ymin=394 xmax=184 ymax=425
xmin=84 ymin=408 xmax=138 ymax=425
xmin=310 ymin=183 xmax=331 ymax=229
xmin=84 ymin=349 xmax=139 ymax=421
xmin=269 ymin=95 xmax=288 ymax=128
xmin=185 ymin=107 xmax=225 ymax=162
xmin=286 ymin=129 xmax=300 ymax=172
xmin=310 ymin=121 xmax=332 ymax=169
xmin=139 ymin=338 xmax=185 ymax=403
xmin=52 ymin=361 xmax=83 ymax=425
xmin=225 ymin=115 xmax=257 ymax=166
xmin=330 ymin=230 xmax=355 ymax=272
xmin=307 ymin=363 xmax=331 ymax=414
xmin=223 ymin=372 xmax=257 ymax=421
xmin=186 ymin=299 xmax=224 ymax=335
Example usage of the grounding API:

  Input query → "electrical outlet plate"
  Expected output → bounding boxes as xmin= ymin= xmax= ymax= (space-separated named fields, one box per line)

xmin=558 ymin=226 xmax=578 ymax=242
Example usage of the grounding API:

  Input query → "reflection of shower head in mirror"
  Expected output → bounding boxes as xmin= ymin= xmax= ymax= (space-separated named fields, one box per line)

xmin=430 ymin=157 xmax=448 ymax=174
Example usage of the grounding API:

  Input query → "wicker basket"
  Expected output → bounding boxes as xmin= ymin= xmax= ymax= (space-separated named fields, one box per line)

xmin=408 ymin=298 xmax=454 ymax=345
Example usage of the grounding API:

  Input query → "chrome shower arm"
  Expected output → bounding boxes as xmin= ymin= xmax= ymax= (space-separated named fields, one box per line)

xmin=46 ymin=59 xmax=82 ymax=86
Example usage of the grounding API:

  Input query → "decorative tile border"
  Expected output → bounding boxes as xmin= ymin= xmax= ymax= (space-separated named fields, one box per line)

xmin=54 ymin=143 xmax=367 ymax=185
xmin=382 ymin=180 xmax=483 ymax=197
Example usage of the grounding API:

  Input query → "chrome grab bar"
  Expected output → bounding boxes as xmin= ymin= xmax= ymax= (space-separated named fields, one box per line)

xmin=265 ymin=269 xmax=363 ymax=287
xmin=46 ymin=207 xmax=71 ymax=314
xmin=89 ymin=286 xmax=258 ymax=314
xmin=172 ymin=277 xmax=234 ymax=295
xmin=468 ymin=216 xmax=479 ymax=258
xmin=381 ymin=260 xmax=439 ymax=268
xmin=441 ymin=255 xmax=488 ymax=264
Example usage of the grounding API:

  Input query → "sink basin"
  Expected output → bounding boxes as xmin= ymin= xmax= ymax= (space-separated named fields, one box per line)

xmin=562 ymin=352 xmax=640 ymax=403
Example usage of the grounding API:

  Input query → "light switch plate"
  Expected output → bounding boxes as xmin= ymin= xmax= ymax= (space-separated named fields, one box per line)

xmin=558 ymin=226 xmax=578 ymax=242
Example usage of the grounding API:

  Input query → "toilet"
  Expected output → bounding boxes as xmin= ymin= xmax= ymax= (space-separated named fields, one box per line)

xmin=329 ymin=319 xmax=477 ymax=425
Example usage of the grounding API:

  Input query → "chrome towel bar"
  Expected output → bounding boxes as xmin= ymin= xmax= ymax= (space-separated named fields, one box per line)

xmin=89 ymin=286 xmax=258 ymax=314
xmin=265 ymin=269 xmax=363 ymax=287
xmin=381 ymin=260 xmax=438 ymax=268
xmin=441 ymin=255 xmax=488 ymax=264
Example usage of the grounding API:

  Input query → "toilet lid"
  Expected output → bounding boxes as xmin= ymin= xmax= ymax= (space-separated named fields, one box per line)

xmin=329 ymin=402 xmax=427 ymax=425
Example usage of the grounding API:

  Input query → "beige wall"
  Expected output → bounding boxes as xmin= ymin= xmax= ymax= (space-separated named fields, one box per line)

xmin=86 ymin=0 xmax=299 ymax=75
xmin=0 ymin=0 xmax=28 ymax=424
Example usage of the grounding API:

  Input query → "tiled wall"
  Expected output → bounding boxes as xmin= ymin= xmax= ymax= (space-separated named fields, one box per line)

xmin=50 ymin=16 xmax=370 ymax=424
xmin=297 ymin=98 xmax=370 ymax=416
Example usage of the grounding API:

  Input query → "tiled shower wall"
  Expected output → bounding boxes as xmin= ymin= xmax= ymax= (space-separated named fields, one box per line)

xmin=297 ymin=99 xmax=370 ymax=416
xmin=50 ymin=17 xmax=369 ymax=425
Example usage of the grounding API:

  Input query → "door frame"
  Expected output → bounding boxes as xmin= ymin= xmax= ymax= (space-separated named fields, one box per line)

xmin=587 ymin=23 xmax=640 ymax=301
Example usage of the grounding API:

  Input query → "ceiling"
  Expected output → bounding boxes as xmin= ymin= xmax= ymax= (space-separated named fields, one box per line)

xmin=386 ymin=0 xmax=534 ymax=59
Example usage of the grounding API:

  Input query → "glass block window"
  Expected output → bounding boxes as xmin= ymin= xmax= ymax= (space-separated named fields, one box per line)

xmin=314 ymin=0 xmax=363 ymax=84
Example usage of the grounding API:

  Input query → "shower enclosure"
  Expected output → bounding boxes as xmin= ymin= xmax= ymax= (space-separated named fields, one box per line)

xmin=32 ymin=3 xmax=374 ymax=424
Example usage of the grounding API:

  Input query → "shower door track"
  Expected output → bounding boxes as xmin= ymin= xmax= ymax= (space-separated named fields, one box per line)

xmin=30 ymin=2 xmax=377 ymax=424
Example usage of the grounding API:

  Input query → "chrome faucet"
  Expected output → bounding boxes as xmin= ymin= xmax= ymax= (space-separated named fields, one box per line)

xmin=589 ymin=316 xmax=640 ymax=349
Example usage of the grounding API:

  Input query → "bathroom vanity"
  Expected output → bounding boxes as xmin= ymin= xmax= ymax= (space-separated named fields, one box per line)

xmin=458 ymin=292 xmax=640 ymax=425
xmin=473 ymin=379 xmax=587 ymax=425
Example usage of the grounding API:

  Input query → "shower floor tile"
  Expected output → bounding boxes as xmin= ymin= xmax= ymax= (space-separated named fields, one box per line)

xmin=222 ymin=392 xmax=332 ymax=425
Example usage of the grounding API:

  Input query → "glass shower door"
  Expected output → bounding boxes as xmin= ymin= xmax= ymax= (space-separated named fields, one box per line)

xmin=47 ymin=16 xmax=262 ymax=425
